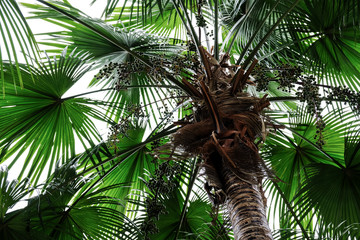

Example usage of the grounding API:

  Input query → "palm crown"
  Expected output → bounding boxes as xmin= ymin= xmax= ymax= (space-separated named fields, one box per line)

xmin=1 ymin=0 xmax=360 ymax=239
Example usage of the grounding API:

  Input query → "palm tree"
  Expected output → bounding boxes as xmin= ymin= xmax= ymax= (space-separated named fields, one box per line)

xmin=1 ymin=0 xmax=360 ymax=239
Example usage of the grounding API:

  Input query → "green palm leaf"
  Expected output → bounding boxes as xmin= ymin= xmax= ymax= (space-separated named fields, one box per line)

xmin=0 ymin=0 xmax=39 ymax=90
xmin=0 ymin=167 xmax=31 ymax=240
xmin=25 ymin=1 xmax=187 ymax=123
xmin=135 ymin=157 xmax=229 ymax=240
xmin=25 ymin=1 xmax=183 ymax=70
xmin=24 ymin=161 xmax=139 ymax=240
xmin=292 ymin=129 xmax=360 ymax=239
xmin=284 ymin=0 xmax=360 ymax=90
xmin=3 ymin=0 xmax=360 ymax=239
xmin=109 ymin=1 xmax=186 ymax=39
xmin=150 ymin=194 xmax=213 ymax=239
xmin=0 ymin=49 xmax=113 ymax=183
xmin=263 ymin=106 xmax=357 ymax=234
xmin=70 ymin=119 xmax=176 ymax=214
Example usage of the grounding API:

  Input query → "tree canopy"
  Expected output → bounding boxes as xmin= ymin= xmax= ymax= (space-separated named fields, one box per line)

xmin=1 ymin=0 xmax=360 ymax=239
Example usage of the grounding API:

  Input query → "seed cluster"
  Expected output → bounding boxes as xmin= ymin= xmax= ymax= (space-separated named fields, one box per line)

xmin=295 ymin=75 xmax=326 ymax=147
xmin=278 ymin=65 xmax=302 ymax=91
xmin=108 ymin=118 xmax=131 ymax=147
xmin=158 ymin=104 xmax=174 ymax=124
xmin=107 ymin=103 xmax=146 ymax=150
xmin=196 ymin=14 xmax=207 ymax=27
xmin=94 ymin=52 xmax=198 ymax=91
xmin=126 ymin=103 xmax=146 ymax=119
xmin=95 ymin=61 xmax=143 ymax=90
xmin=141 ymin=161 xmax=181 ymax=238
xmin=196 ymin=0 xmax=207 ymax=28
xmin=296 ymin=76 xmax=321 ymax=114
xmin=149 ymin=138 xmax=163 ymax=151
xmin=254 ymin=64 xmax=302 ymax=92
xmin=326 ymin=86 xmax=360 ymax=113
xmin=147 ymin=162 xmax=181 ymax=194
xmin=254 ymin=65 xmax=326 ymax=147
xmin=206 ymin=29 xmax=214 ymax=39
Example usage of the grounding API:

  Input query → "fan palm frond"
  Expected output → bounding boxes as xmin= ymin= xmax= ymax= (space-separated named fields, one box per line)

xmin=264 ymin=106 xmax=360 ymax=237
xmin=24 ymin=160 xmax=140 ymax=240
xmin=283 ymin=0 xmax=360 ymax=90
xmin=291 ymin=129 xmax=360 ymax=239
xmin=0 ymin=48 xmax=113 ymax=183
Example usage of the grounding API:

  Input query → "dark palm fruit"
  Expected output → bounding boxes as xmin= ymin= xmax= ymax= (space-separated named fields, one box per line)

xmin=196 ymin=14 xmax=207 ymax=27
xmin=327 ymin=86 xmax=360 ymax=113
xmin=254 ymin=64 xmax=301 ymax=92
xmin=142 ymin=161 xmax=181 ymax=237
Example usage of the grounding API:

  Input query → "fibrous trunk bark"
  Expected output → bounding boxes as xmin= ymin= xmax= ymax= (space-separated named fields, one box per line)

xmin=223 ymin=166 xmax=273 ymax=240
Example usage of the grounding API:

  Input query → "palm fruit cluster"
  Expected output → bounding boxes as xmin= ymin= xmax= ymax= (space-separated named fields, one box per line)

xmin=141 ymin=161 xmax=181 ymax=238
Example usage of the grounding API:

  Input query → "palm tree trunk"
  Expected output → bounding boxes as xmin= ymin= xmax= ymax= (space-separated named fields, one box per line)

xmin=222 ymin=166 xmax=273 ymax=240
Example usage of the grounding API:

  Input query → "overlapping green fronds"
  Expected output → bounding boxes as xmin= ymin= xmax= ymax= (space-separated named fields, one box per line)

xmin=1 ymin=0 xmax=359 ymax=239
xmin=283 ymin=0 xmax=360 ymax=90
xmin=25 ymin=1 xmax=188 ymax=124
xmin=0 ymin=0 xmax=39 ymax=91
xmin=290 ymin=129 xmax=360 ymax=239
xmin=25 ymin=1 xmax=182 ymax=66
xmin=26 ymin=160 xmax=139 ymax=240
xmin=0 ymin=167 xmax=31 ymax=239
xmin=73 ymin=120 xmax=180 ymax=215
xmin=108 ymin=2 xmax=186 ymax=39
xmin=123 ymin=156 xmax=232 ymax=240
xmin=0 ymin=49 xmax=114 ymax=183
xmin=264 ymin=106 xmax=360 ymax=238
xmin=149 ymin=192 xmax=213 ymax=239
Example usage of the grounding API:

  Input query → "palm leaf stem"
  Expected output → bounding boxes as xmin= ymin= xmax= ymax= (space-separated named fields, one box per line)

xmin=197 ymin=0 xmax=202 ymax=45
xmin=174 ymin=158 xmax=201 ymax=240
xmin=236 ymin=0 xmax=282 ymax=66
xmin=266 ymin=96 xmax=308 ymax=102
xmin=294 ymin=81 xmax=333 ymax=89
xmin=214 ymin=0 xmax=219 ymax=60
xmin=61 ymin=85 xmax=181 ymax=101
xmin=235 ymin=0 xmax=301 ymax=69
xmin=61 ymin=88 xmax=114 ymax=100
xmin=268 ymin=96 xmax=349 ymax=103
xmin=220 ymin=8 xmax=250 ymax=54
xmin=142 ymin=95 xmax=189 ymax=111
xmin=222 ymin=1 xmax=257 ymax=55
xmin=35 ymin=0 xmax=190 ymax=95
xmin=171 ymin=0 xmax=200 ymax=48
xmin=269 ymin=120 xmax=345 ymax=170
xmin=276 ymin=126 xmax=298 ymax=149
xmin=254 ymin=76 xmax=335 ymax=89
xmin=258 ymin=33 xmax=324 ymax=61
xmin=170 ymin=0 xmax=211 ymax=81
xmin=270 ymin=180 xmax=311 ymax=240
